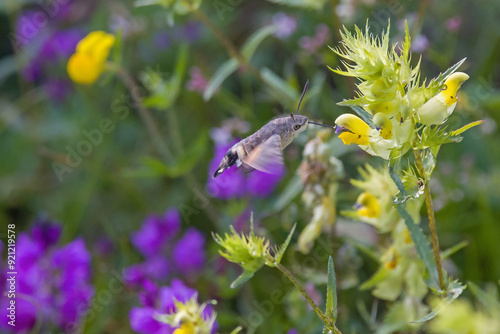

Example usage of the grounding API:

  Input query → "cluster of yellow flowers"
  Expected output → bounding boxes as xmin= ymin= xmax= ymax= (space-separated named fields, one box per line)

xmin=342 ymin=165 xmax=429 ymax=329
xmin=330 ymin=23 xmax=469 ymax=160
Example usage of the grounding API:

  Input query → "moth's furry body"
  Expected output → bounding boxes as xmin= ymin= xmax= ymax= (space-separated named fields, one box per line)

xmin=213 ymin=115 xmax=309 ymax=178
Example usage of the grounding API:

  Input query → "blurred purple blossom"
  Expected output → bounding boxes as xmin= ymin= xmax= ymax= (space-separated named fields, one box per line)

xmin=187 ymin=67 xmax=210 ymax=94
xmin=131 ymin=209 xmax=181 ymax=258
xmin=299 ymin=24 xmax=330 ymax=54
xmin=125 ymin=209 xmax=206 ymax=287
xmin=129 ymin=279 xmax=217 ymax=334
xmin=173 ymin=228 xmax=206 ymax=276
xmin=15 ymin=11 xmax=85 ymax=83
xmin=207 ymin=137 xmax=285 ymax=200
xmin=0 ymin=221 xmax=94 ymax=332
xmin=446 ymin=16 xmax=462 ymax=32
xmin=411 ymin=34 xmax=429 ymax=53
xmin=272 ymin=13 xmax=297 ymax=39
xmin=287 ymin=329 xmax=298 ymax=334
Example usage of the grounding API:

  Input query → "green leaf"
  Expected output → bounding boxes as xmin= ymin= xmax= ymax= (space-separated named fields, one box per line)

xmin=450 ymin=120 xmax=484 ymax=136
xmin=260 ymin=68 xmax=298 ymax=104
xmin=230 ymin=270 xmax=255 ymax=289
xmin=348 ymin=106 xmax=375 ymax=128
xmin=272 ymin=223 xmax=297 ymax=266
xmin=441 ymin=240 xmax=469 ymax=260
xmin=326 ymin=256 xmax=338 ymax=325
xmin=229 ymin=326 xmax=243 ymax=334
xmin=389 ymin=165 xmax=407 ymax=197
xmin=411 ymin=280 xmax=466 ymax=323
xmin=396 ymin=205 xmax=440 ymax=289
xmin=468 ymin=281 xmax=500 ymax=310
xmin=266 ymin=0 xmax=328 ymax=10
xmin=203 ymin=58 xmax=239 ymax=101
xmin=142 ymin=44 xmax=188 ymax=109
xmin=241 ymin=25 xmax=278 ymax=60
xmin=123 ymin=130 xmax=208 ymax=178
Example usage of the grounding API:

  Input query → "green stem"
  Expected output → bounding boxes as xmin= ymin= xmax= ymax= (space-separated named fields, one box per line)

xmin=109 ymin=63 xmax=174 ymax=162
xmin=276 ymin=263 xmax=342 ymax=334
xmin=414 ymin=149 xmax=446 ymax=292
xmin=192 ymin=8 xmax=263 ymax=80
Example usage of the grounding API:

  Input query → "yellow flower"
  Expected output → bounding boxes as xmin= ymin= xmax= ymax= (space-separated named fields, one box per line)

xmin=173 ymin=323 xmax=195 ymax=334
xmin=417 ymin=72 xmax=469 ymax=125
xmin=372 ymin=113 xmax=393 ymax=139
xmin=67 ymin=31 xmax=115 ymax=85
xmin=355 ymin=192 xmax=380 ymax=218
xmin=334 ymin=114 xmax=371 ymax=145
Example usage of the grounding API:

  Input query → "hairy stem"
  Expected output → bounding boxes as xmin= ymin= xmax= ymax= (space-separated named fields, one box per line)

xmin=276 ymin=263 xmax=342 ymax=334
xmin=414 ymin=149 xmax=445 ymax=291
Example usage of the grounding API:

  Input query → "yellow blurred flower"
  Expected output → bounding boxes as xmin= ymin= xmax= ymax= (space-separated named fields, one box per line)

xmin=355 ymin=192 xmax=380 ymax=218
xmin=173 ymin=323 xmax=195 ymax=334
xmin=67 ymin=31 xmax=115 ymax=85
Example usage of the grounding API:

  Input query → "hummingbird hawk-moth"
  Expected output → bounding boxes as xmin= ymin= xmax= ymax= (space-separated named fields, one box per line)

xmin=213 ymin=81 xmax=335 ymax=178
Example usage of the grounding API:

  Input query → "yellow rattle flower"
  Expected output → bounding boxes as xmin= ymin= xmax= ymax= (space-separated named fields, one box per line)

xmin=355 ymin=192 xmax=380 ymax=218
xmin=417 ymin=72 xmax=469 ymax=125
xmin=67 ymin=31 xmax=115 ymax=85
xmin=334 ymin=114 xmax=371 ymax=145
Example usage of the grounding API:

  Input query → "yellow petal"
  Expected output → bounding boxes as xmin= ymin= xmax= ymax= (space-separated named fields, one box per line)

xmin=76 ymin=31 xmax=115 ymax=58
xmin=67 ymin=53 xmax=104 ymax=85
xmin=356 ymin=192 xmax=380 ymax=218
xmin=335 ymin=114 xmax=371 ymax=145
xmin=173 ymin=323 xmax=195 ymax=334
xmin=441 ymin=72 xmax=469 ymax=106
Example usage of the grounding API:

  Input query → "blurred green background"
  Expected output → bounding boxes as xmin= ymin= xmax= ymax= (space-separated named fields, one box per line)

xmin=1 ymin=0 xmax=499 ymax=333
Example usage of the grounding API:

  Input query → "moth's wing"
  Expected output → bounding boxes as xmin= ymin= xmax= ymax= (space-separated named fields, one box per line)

xmin=241 ymin=134 xmax=284 ymax=174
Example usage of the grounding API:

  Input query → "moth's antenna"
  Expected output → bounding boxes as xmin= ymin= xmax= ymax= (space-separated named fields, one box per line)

xmin=296 ymin=80 xmax=310 ymax=114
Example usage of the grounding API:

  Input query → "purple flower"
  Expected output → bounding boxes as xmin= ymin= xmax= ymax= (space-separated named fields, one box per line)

xmin=154 ymin=31 xmax=172 ymax=50
xmin=131 ymin=209 xmax=181 ymax=258
xmin=125 ymin=209 xmax=206 ymax=285
xmin=272 ymin=13 xmax=297 ymax=39
xmin=187 ymin=67 xmax=210 ymax=94
xmin=299 ymin=24 xmax=330 ymax=54
xmin=446 ymin=16 xmax=462 ymax=32
xmin=411 ymin=34 xmax=429 ymax=53
xmin=14 ymin=11 xmax=46 ymax=48
xmin=0 ymin=223 xmax=94 ymax=332
xmin=40 ymin=28 xmax=84 ymax=60
xmin=287 ymin=329 xmax=298 ymax=334
xmin=173 ymin=228 xmax=206 ymax=275
xmin=247 ymin=167 xmax=285 ymax=197
xmin=31 ymin=218 xmax=61 ymax=251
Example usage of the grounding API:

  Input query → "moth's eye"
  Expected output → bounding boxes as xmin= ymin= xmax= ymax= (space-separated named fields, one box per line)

xmin=293 ymin=124 xmax=301 ymax=131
